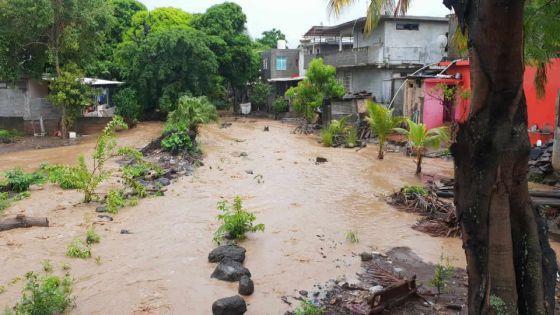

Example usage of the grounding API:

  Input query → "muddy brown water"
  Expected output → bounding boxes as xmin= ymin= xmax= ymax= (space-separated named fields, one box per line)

xmin=0 ymin=118 xmax=558 ymax=314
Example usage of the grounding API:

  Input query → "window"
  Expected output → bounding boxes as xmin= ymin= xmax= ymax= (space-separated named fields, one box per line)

xmin=276 ymin=56 xmax=287 ymax=71
xmin=396 ymin=23 xmax=419 ymax=31
xmin=263 ymin=58 xmax=268 ymax=70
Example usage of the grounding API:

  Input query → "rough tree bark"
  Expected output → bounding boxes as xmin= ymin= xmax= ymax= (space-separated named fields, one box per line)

xmin=445 ymin=0 xmax=558 ymax=314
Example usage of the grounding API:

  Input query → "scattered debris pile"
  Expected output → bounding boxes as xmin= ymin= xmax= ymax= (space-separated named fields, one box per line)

xmin=388 ymin=185 xmax=460 ymax=238
xmin=528 ymin=140 xmax=559 ymax=185
xmin=285 ymin=247 xmax=468 ymax=315
xmin=140 ymin=131 xmax=201 ymax=179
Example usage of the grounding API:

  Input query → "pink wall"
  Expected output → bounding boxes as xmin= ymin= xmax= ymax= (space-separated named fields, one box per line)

xmin=423 ymin=81 xmax=444 ymax=129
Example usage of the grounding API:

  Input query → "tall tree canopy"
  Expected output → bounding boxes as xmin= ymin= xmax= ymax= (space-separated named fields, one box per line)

xmin=257 ymin=28 xmax=287 ymax=48
xmin=0 ymin=0 xmax=112 ymax=80
xmin=191 ymin=2 xmax=259 ymax=108
xmin=328 ymin=0 xmax=559 ymax=314
xmin=117 ymin=6 xmax=218 ymax=114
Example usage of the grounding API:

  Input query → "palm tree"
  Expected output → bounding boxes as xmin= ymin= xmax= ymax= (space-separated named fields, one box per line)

xmin=394 ymin=120 xmax=449 ymax=175
xmin=365 ymin=102 xmax=404 ymax=159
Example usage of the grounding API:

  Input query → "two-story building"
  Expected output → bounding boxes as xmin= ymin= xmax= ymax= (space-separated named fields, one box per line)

xmin=302 ymin=15 xmax=449 ymax=115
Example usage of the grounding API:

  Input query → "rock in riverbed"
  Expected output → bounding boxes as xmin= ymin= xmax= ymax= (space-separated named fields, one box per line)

xmin=211 ymin=259 xmax=251 ymax=282
xmin=238 ymin=275 xmax=254 ymax=296
xmin=208 ymin=245 xmax=246 ymax=263
xmin=212 ymin=296 xmax=247 ymax=315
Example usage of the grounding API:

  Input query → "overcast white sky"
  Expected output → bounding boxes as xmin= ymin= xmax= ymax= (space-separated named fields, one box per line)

xmin=140 ymin=0 xmax=451 ymax=47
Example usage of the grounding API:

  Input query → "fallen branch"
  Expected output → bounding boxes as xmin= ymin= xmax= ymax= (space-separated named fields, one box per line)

xmin=0 ymin=215 xmax=49 ymax=232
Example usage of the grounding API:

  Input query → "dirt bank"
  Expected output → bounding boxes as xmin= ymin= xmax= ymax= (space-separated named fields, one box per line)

xmin=0 ymin=118 xmax=556 ymax=314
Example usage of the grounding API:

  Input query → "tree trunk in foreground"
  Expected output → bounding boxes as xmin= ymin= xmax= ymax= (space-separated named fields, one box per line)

xmin=0 ymin=215 xmax=49 ymax=232
xmin=378 ymin=140 xmax=385 ymax=159
xmin=447 ymin=0 xmax=558 ymax=313
xmin=415 ymin=153 xmax=422 ymax=176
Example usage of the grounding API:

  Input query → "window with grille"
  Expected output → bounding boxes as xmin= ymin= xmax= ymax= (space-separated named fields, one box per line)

xmin=396 ymin=23 xmax=419 ymax=30
xmin=276 ymin=56 xmax=287 ymax=71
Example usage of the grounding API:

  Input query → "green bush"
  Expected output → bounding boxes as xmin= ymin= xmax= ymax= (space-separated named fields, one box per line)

xmin=9 ymin=272 xmax=73 ymax=315
xmin=41 ymin=164 xmax=83 ymax=190
xmin=86 ymin=227 xmax=101 ymax=245
xmin=320 ymin=129 xmax=333 ymax=147
xmin=294 ymin=300 xmax=323 ymax=315
xmin=161 ymin=131 xmax=194 ymax=154
xmin=345 ymin=127 xmax=358 ymax=147
xmin=0 ymin=191 xmax=30 ymax=214
xmin=213 ymin=196 xmax=265 ymax=243
xmin=402 ymin=185 xmax=428 ymax=197
xmin=106 ymin=190 xmax=126 ymax=214
xmin=2 ymin=168 xmax=45 ymax=193
xmin=249 ymin=82 xmax=273 ymax=111
xmin=114 ymin=87 xmax=143 ymax=126
xmin=430 ymin=253 xmax=454 ymax=295
xmin=165 ymin=96 xmax=218 ymax=134
xmin=0 ymin=129 xmax=21 ymax=143
xmin=66 ymin=239 xmax=91 ymax=259
xmin=272 ymin=98 xmax=289 ymax=115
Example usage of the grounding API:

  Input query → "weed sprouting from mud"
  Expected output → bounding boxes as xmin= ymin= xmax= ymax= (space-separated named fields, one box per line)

xmin=86 ymin=227 xmax=101 ymax=245
xmin=345 ymin=229 xmax=359 ymax=243
xmin=430 ymin=252 xmax=454 ymax=295
xmin=213 ymin=196 xmax=265 ymax=243
xmin=66 ymin=239 xmax=91 ymax=259
xmin=294 ymin=300 xmax=324 ymax=315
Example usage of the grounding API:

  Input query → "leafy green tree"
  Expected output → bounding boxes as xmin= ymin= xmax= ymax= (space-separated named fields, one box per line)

xmin=165 ymin=96 xmax=218 ymax=134
xmin=117 ymin=26 xmax=219 ymax=113
xmin=394 ymin=120 xmax=449 ymax=175
xmin=249 ymin=82 xmax=273 ymax=111
xmin=257 ymin=28 xmax=287 ymax=48
xmin=285 ymin=58 xmax=345 ymax=123
xmin=86 ymin=0 xmax=147 ymax=78
xmin=125 ymin=7 xmax=192 ymax=43
xmin=0 ymin=0 xmax=112 ymax=138
xmin=114 ymin=87 xmax=142 ymax=126
xmin=191 ymin=3 xmax=259 ymax=109
xmin=365 ymin=102 xmax=405 ymax=159
xmin=48 ymin=65 xmax=95 ymax=134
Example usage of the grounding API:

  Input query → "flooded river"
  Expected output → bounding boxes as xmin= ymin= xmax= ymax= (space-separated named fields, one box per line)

xmin=0 ymin=118 xmax=555 ymax=314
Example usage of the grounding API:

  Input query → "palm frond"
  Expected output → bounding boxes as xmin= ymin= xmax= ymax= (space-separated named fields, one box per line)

xmin=534 ymin=61 xmax=548 ymax=98
xmin=327 ymin=0 xmax=359 ymax=17
xmin=394 ymin=0 xmax=411 ymax=16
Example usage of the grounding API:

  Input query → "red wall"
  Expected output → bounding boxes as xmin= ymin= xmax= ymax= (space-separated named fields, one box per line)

xmin=435 ymin=59 xmax=560 ymax=145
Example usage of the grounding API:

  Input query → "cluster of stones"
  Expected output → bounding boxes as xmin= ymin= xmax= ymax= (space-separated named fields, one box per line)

xmin=209 ymin=245 xmax=254 ymax=315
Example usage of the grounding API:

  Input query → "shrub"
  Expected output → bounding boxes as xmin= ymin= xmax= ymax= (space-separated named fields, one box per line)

xmin=345 ymin=127 xmax=358 ymax=147
xmin=41 ymin=260 xmax=53 ymax=274
xmin=66 ymin=239 xmax=91 ymax=259
xmin=41 ymin=164 xmax=83 ymax=190
xmin=402 ymin=186 xmax=428 ymax=197
xmin=345 ymin=229 xmax=359 ymax=243
xmin=10 ymin=272 xmax=73 ymax=315
xmin=294 ymin=300 xmax=323 ymax=315
xmin=0 ymin=129 xmax=21 ymax=143
xmin=430 ymin=253 xmax=454 ymax=295
xmin=272 ymin=98 xmax=289 ymax=115
xmin=86 ymin=227 xmax=101 ymax=245
xmin=114 ymin=87 xmax=143 ymax=126
xmin=249 ymin=82 xmax=273 ymax=111
xmin=213 ymin=196 xmax=265 ymax=243
xmin=106 ymin=190 xmax=126 ymax=214
xmin=2 ymin=168 xmax=45 ymax=193
xmin=165 ymin=96 xmax=218 ymax=134
xmin=161 ymin=131 xmax=194 ymax=154
xmin=320 ymin=129 xmax=333 ymax=147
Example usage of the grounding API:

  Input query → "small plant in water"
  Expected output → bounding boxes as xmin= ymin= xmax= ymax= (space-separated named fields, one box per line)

xmin=106 ymin=189 xmax=126 ymax=214
xmin=345 ymin=229 xmax=359 ymax=243
xmin=95 ymin=256 xmax=102 ymax=265
xmin=8 ymin=272 xmax=73 ymax=315
xmin=430 ymin=252 xmax=454 ymax=295
xmin=213 ymin=196 xmax=265 ymax=243
xmin=86 ymin=227 xmax=101 ymax=245
xmin=294 ymin=300 xmax=323 ymax=315
xmin=66 ymin=239 xmax=91 ymax=259
xmin=41 ymin=260 xmax=53 ymax=274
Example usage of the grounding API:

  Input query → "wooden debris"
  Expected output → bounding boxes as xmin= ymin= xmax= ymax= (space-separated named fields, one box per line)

xmin=0 ymin=215 xmax=49 ymax=232
xmin=370 ymin=276 xmax=418 ymax=314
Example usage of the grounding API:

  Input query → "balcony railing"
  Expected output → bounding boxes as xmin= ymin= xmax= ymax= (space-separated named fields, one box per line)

xmin=304 ymin=45 xmax=427 ymax=68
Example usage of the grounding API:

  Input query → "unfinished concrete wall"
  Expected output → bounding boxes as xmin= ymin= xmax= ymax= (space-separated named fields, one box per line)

xmin=0 ymin=80 xmax=27 ymax=117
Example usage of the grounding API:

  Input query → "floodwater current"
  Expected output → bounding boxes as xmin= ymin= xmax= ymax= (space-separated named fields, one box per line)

xmin=0 ymin=118 xmax=557 ymax=314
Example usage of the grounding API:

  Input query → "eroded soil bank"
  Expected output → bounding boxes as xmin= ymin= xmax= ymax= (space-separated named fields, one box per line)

xmin=0 ymin=118 xmax=556 ymax=314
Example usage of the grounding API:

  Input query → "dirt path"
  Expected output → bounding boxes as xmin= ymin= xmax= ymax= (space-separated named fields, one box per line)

xmin=0 ymin=118 xmax=551 ymax=314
